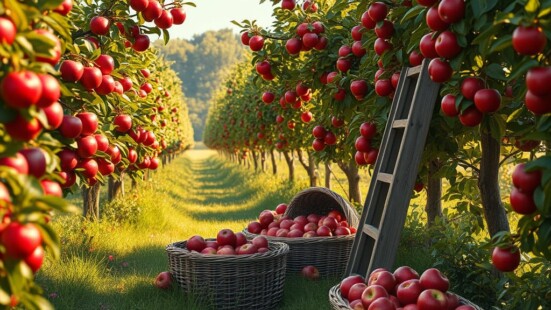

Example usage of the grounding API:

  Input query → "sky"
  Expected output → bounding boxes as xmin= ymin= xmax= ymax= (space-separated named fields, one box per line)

xmin=168 ymin=0 xmax=275 ymax=40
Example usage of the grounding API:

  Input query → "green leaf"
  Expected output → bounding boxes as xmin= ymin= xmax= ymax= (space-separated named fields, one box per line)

xmin=4 ymin=0 xmax=28 ymax=30
xmin=508 ymin=58 xmax=539 ymax=82
xmin=484 ymin=63 xmax=507 ymax=81
xmin=400 ymin=5 xmax=425 ymax=23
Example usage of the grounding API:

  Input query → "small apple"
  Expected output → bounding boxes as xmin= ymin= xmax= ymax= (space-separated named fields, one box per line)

xmin=154 ymin=271 xmax=172 ymax=289
xmin=186 ymin=235 xmax=206 ymax=252
xmin=301 ymin=265 xmax=320 ymax=280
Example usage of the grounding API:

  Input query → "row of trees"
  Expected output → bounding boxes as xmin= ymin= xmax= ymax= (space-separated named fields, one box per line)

xmin=0 ymin=0 xmax=194 ymax=307
xmin=204 ymin=0 xmax=550 ymax=274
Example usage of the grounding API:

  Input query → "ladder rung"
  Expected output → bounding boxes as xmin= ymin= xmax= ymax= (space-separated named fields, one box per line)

xmin=392 ymin=119 xmax=408 ymax=128
xmin=362 ymin=224 xmax=380 ymax=239
xmin=407 ymin=65 xmax=422 ymax=76
xmin=377 ymin=173 xmax=393 ymax=183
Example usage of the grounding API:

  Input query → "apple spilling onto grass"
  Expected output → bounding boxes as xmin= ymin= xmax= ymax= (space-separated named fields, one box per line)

xmin=186 ymin=229 xmax=269 ymax=255
xmin=246 ymin=203 xmax=355 ymax=238
xmin=338 ymin=266 xmax=476 ymax=310
xmin=154 ymin=271 xmax=172 ymax=289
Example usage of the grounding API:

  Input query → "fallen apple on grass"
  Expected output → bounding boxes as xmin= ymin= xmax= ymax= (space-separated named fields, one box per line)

xmin=154 ymin=271 xmax=172 ymax=289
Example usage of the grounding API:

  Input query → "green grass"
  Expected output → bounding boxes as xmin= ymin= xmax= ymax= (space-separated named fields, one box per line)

xmin=38 ymin=148 xmax=366 ymax=309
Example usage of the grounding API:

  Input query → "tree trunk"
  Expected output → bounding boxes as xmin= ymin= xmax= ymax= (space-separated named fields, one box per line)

xmin=271 ymin=149 xmax=278 ymax=175
xmin=82 ymin=183 xmax=101 ymax=221
xmin=108 ymin=174 xmax=124 ymax=201
xmin=238 ymin=156 xmax=243 ymax=166
xmin=261 ymin=151 xmax=266 ymax=172
xmin=283 ymin=151 xmax=295 ymax=182
xmin=325 ymin=162 xmax=331 ymax=189
xmin=426 ymin=159 xmax=443 ymax=227
xmin=252 ymin=151 xmax=259 ymax=171
xmin=338 ymin=158 xmax=362 ymax=204
xmin=479 ymin=129 xmax=510 ymax=236
xmin=296 ymin=150 xmax=318 ymax=187
xmin=162 ymin=154 xmax=167 ymax=166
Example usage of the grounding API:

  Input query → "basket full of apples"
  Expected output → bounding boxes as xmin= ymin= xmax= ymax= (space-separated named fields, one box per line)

xmin=243 ymin=187 xmax=360 ymax=278
xmin=166 ymin=229 xmax=289 ymax=310
xmin=328 ymin=266 xmax=482 ymax=310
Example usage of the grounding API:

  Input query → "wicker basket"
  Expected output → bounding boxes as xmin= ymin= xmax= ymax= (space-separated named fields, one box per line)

xmin=244 ymin=187 xmax=359 ymax=278
xmin=166 ymin=240 xmax=289 ymax=310
xmin=328 ymin=284 xmax=484 ymax=309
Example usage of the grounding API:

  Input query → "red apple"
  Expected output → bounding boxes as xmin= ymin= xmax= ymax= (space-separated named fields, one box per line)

xmin=417 ymin=289 xmax=447 ymax=310
xmin=491 ymin=246 xmax=521 ymax=272
xmin=316 ymin=225 xmax=332 ymax=236
xmin=419 ymin=268 xmax=449 ymax=292
xmin=340 ymin=275 xmax=365 ymax=299
xmin=248 ymin=221 xmax=262 ymax=234
xmin=237 ymin=243 xmax=258 ymax=255
xmin=186 ymin=235 xmax=206 ymax=252
xmin=361 ymin=284 xmax=389 ymax=308
xmin=396 ymin=279 xmax=422 ymax=305
xmin=235 ymin=232 xmax=247 ymax=247
xmin=252 ymin=235 xmax=268 ymax=248
xmin=1 ymin=222 xmax=42 ymax=259
xmin=368 ymin=270 xmax=396 ymax=293
xmin=301 ymin=265 xmax=320 ymax=280
xmin=217 ymin=229 xmax=236 ymax=247
xmin=393 ymin=266 xmax=420 ymax=284
xmin=154 ymin=271 xmax=172 ymax=289
xmin=19 ymin=148 xmax=46 ymax=178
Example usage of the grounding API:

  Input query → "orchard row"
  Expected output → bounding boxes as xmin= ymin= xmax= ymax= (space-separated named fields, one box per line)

xmin=0 ymin=0 xmax=194 ymax=307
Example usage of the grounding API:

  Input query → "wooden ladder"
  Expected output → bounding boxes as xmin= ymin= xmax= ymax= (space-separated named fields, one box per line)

xmin=345 ymin=59 xmax=440 ymax=277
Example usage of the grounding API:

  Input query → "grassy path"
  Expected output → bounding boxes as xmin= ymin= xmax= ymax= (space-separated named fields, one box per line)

xmin=37 ymin=149 xmax=338 ymax=309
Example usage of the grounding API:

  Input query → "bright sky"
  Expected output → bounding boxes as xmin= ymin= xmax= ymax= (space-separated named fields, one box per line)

xmin=168 ymin=0 xmax=275 ymax=40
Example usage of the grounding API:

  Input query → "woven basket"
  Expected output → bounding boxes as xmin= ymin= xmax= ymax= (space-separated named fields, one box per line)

xmin=244 ymin=187 xmax=359 ymax=278
xmin=166 ymin=240 xmax=289 ymax=310
xmin=328 ymin=284 xmax=484 ymax=309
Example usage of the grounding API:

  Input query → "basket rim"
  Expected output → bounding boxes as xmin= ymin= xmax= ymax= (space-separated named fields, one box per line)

xmin=328 ymin=283 xmax=484 ymax=309
xmin=242 ymin=229 xmax=356 ymax=244
xmin=166 ymin=239 xmax=289 ymax=262
xmin=284 ymin=187 xmax=360 ymax=227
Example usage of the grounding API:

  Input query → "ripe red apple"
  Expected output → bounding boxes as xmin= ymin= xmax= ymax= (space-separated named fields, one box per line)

xmin=526 ymin=66 xmax=551 ymax=96
xmin=337 ymin=58 xmax=351 ymax=72
xmin=247 ymin=221 xmax=262 ymax=234
xmin=129 ymin=0 xmax=149 ymax=11
xmin=1 ymin=222 xmax=42 ymax=259
xmin=417 ymin=289 xmax=447 ymax=310
xmin=252 ymin=235 xmax=268 ymax=248
xmin=106 ymin=145 xmax=122 ymax=164
xmin=4 ymin=114 xmax=42 ymax=141
xmin=133 ymin=34 xmax=150 ymax=52
xmin=419 ymin=268 xmax=449 ymax=292
xmin=360 ymin=122 xmax=377 ymax=139
xmin=90 ymin=16 xmax=110 ymax=35
xmin=76 ymin=112 xmax=98 ymax=136
xmin=217 ymin=246 xmax=236 ymax=255
xmin=154 ymin=271 xmax=172 ymax=289
xmin=474 ymin=89 xmax=501 ymax=113
xmin=76 ymin=136 xmax=98 ymax=158
xmin=426 ymin=5 xmax=449 ymax=31
xmin=40 ymin=179 xmax=63 ymax=197
xmin=237 ymin=243 xmax=258 ymax=255
xmin=509 ymin=187 xmax=537 ymax=214
xmin=428 ymin=58 xmax=452 ymax=83
xmin=43 ymin=101 xmax=64 ymax=130
xmin=316 ymin=225 xmax=332 ymax=236
xmin=235 ymin=232 xmax=247 ymax=247
xmin=186 ymin=235 xmax=207 ymax=252
xmin=440 ymin=94 xmax=459 ymax=117
xmin=368 ymin=270 xmax=396 ymax=293
xmin=361 ymin=284 xmax=389 ymax=308
xmin=437 ymin=0 xmax=465 ymax=24
xmin=375 ymin=20 xmax=394 ymax=39
xmin=461 ymin=77 xmax=485 ymax=100
xmin=524 ymin=91 xmax=551 ymax=115
xmin=334 ymin=227 xmax=351 ymax=236
xmin=95 ymin=54 xmax=115 ymax=75
xmin=351 ymin=80 xmax=369 ymax=99
xmin=24 ymin=246 xmax=44 ymax=273
xmin=155 ymin=10 xmax=173 ymax=29
xmin=81 ymin=67 xmax=103 ymax=90
xmin=321 ymin=217 xmax=339 ymax=231
xmin=396 ymin=279 xmax=422 ymax=305
xmin=304 ymin=222 xmax=318 ymax=233
xmin=143 ymin=0 xmax=163 ymax=21
xmin=171 ymin=8 xmax=187 ymax=24
xmin=367 ymin=297 xmax=395 ymax=309
xmin=445 ymin=292 xmax=460 ymax=309
xmin=374 ymin=38 xmax=392 ymax=56
xmin=350 ymin=299 xmax=365 ymax=310
xmin=435 ymin=31 xmax=461 ymax=59
xmin=95 ymin=75 xmax=115 ymax=95
xmin=512 ymin=25 xmax=546 ymax=55
xmin=57 ymin=149 xmax=78 ymax=171
xmin=323 ymin=132 xmax=336 ymax=145
xmin=0 ymin=153 xmax=29 ymax=175
xmin=512 ymin=163 xmax=541 ymax=193
xmin=368 ymin=2 xmax=388 ymax=22
xmin=409 ymin=50 xmax=424 ymax=66
xmin=77 ymin=158 xmax=98 ymax=178
xmin=355 ymin=136 xmax=371 ymax=152
xmin=352 ymin=40 xmax=367 ymax=57
xmin=0 ymin=17 xmax=16 ymax=45
xmin=364 ymin=148 xmax=379 ymax=165
xmin=393 ymin=266 xmax=420 ymax=284
xmin=281 ymin=0 xmax=295 ymax=10
xmin=113 ymin=115 xmax=132 ymax=133
xmin=340 ymin=275 xmax=365 ymax=299
xmin=35 ymin=74 xmax=60 ymax=108
xmin=375 ymin=79 xmax=393 ymax=97
xmin=217 ymin=229 xmax=236 ymax=247
xmin=419 ymin=33 xmax=438 ymax=59
xmin=249 ymin=35 xmax=264 ymax=51
xmin=301 ymin=265 xmax=320 ymax=280
xmin=0 ymin=71 xmax=42 ymax=108
xmin=458 ymin=106 xmax=483 ymax=127
xmin=351 ymin=25 xmax=365 ymax=41
xmin=19 ymin=148 xmax=46 ymax=178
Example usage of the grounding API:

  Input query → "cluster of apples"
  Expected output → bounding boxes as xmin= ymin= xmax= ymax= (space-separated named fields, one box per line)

xmin=339 ymin=266 xmax=475 ymax=310
xmin=285 ymin=21 xmax=327 ymax=55
xmin=247 ymin=203 xmax=355 ymax=238
xmin=354 ymin=122 xmax=379 ymax=167
xmin=186 ymin=229 xmax=270 ymax=255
